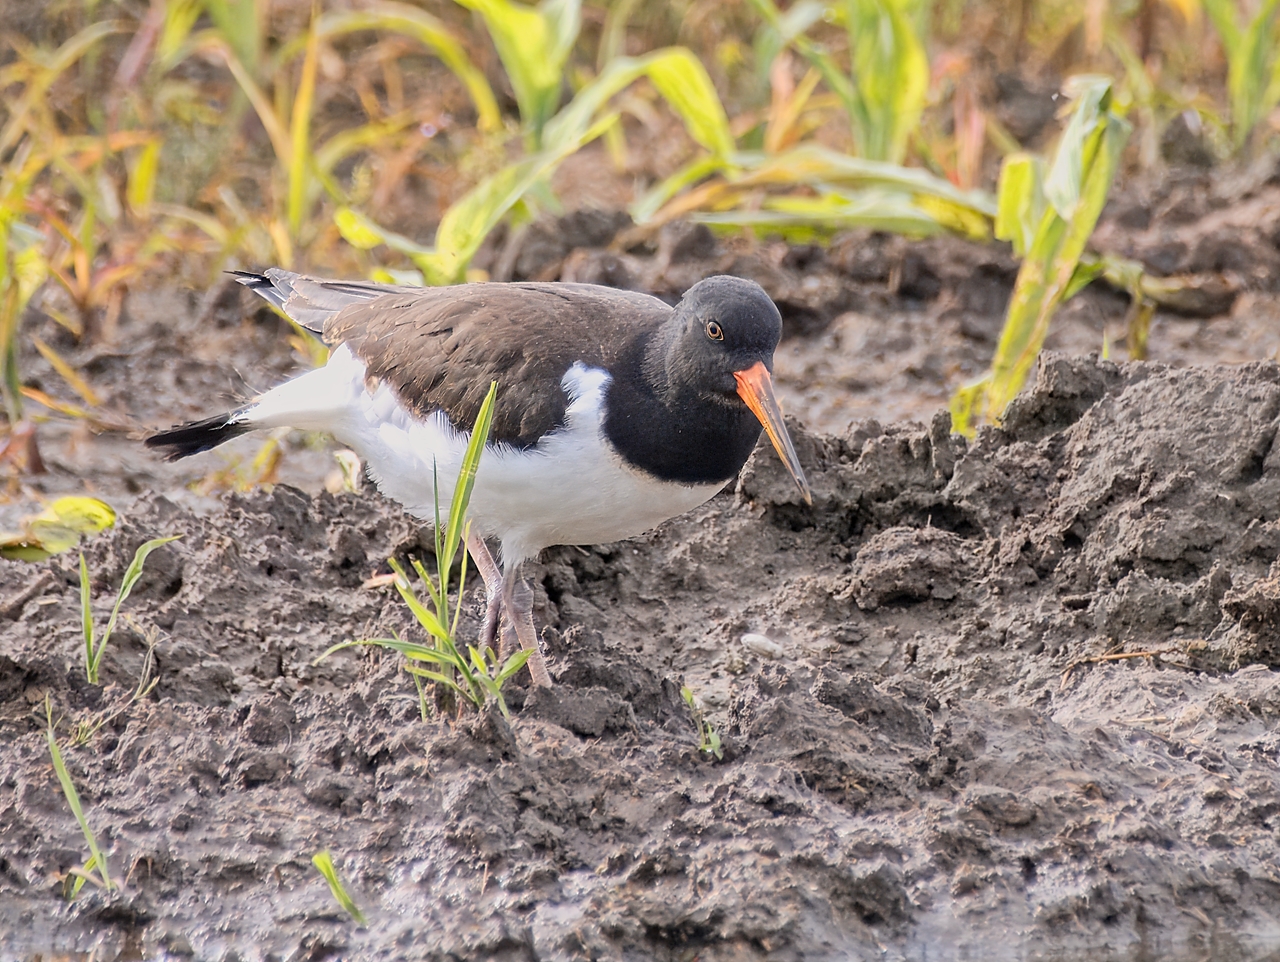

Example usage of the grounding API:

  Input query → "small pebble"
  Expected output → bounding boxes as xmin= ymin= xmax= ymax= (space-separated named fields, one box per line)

xmin=742 ymin=633 xmax=785 ymax=659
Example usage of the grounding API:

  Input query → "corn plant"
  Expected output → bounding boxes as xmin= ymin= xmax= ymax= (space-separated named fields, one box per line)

xmin=312 ymin=851 xmax=367 ymax=925
xmin=337 ymin=40 xmax=735 ymax=284
xmin=81 ymin=535 xmax=181 ymax=685
xmin=319 ymin=383 xmax=531 ymax=717
xmin=1203 ymin=0 xmax=1280 ymax=151
xmin=455 ymin=0 xmax=581 ymax=149
xmin=951 ymin=77 xmax=1130 ymax=436
xmin=162 ymin=0 xmax=501 ymax=262
xmin=45 ymin=697 xmax=113 ymax=898
xmin=750 ymin=0 xmax=930 ymax=165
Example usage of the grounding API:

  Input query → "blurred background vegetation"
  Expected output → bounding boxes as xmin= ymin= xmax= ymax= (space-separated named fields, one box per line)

xmin=0 ymin=0 xmax=1271 ymax=478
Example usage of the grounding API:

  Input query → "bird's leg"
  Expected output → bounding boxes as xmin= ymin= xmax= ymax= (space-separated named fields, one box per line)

xmin=501 ymin=562 xmax=553 ymax=688
xmin=465 ymin=531 xmax=503 ymax=652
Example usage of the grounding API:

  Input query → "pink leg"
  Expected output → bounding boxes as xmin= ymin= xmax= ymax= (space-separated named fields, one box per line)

xmin=466 ymin=531 xmax=503 ymax=652
xmin=502 ymin=563 xmax=552 ymax=688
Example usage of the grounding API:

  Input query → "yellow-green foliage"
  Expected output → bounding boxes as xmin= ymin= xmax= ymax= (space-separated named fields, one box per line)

xmin=1203 ymin=0 xmax=1280 ymax=150
xmin=750 ymin=0 xmax=930 ymax=164
xmin=951 ymin=77 xmax=1130 ymax=436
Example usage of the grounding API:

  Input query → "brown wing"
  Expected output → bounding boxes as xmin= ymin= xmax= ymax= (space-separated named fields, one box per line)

xmin=322 ymin=282 xmax=673 ymax=447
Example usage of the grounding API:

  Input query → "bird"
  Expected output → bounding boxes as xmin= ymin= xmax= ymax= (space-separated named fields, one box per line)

xmin=146 ymin=269 xmax=812 ymax=687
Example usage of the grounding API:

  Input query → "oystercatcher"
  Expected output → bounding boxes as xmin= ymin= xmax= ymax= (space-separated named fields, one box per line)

xmin=147 ymin=270 xmax=811 ymax=686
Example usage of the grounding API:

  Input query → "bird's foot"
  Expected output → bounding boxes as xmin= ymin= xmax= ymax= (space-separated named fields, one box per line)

xmin=502 ymin=571 xmax=553 ymax=688
xmin=469 ymin=535 xmax=552 ymax=688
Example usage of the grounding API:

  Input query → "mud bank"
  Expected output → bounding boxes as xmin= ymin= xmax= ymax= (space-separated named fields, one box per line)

xmin=3 ymin=353 xmax=1280 ymax=961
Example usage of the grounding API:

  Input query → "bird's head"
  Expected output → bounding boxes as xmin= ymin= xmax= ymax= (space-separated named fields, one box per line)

xmin=664 ymin=275 xmax=811 ymax=504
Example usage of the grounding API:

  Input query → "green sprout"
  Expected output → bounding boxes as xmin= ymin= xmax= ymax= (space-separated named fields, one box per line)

xmin=81 ymin=536 xmax=181 ymax=685
xmin=312 ymin=850 xmax=367 ymax=925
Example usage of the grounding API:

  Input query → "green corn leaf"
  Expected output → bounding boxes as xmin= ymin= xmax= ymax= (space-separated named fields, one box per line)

xmin=631 ymin=155 xmax=727 ymax=225
xmin=994 ymin=153 xmax=1043 ymax=259
xmin=695 ymin=187 xmax=949 ymax=238
xmin=1 ymin=496 xmax=116 ymax=562
xmin=642 ymin=50 xmax=736 ymax=160
xmin=952 ymin=81 xmax=1130 ymax=436
xmin=334 ymin=207 xmax=428 ymax=255
xmin=750 ymin=0 xmax=826 ymax=81
xmin=414 ymin=112 xmax=614 ymax=284
xmin=456 ymin=0 xmax=581 ymax=146
xmin=1043 ymin=75 xmax=1113 ymax=220
xmin=844 ymin=0 xmax=929 ymax=164
xmin=1205 ymin=0 xmax=1280 ymax=148
xmin=545 ymin=48 xmax=734 ymax=160
xmin=732 ymin=145 xmax=997 ymax=216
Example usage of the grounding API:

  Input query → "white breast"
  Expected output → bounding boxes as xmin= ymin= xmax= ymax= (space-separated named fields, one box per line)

xmin=243 ymin=345 xmax=728 ymax=564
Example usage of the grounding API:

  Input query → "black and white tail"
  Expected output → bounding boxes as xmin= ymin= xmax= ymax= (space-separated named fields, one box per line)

xmin=144 ymin=411 xmax=252 ymax=461
xmin=146 ymin=267 xmax=410 ymax=460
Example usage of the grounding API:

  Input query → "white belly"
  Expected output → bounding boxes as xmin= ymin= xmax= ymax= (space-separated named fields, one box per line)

xmin=245 ymin=345 xmax=726 ymax=563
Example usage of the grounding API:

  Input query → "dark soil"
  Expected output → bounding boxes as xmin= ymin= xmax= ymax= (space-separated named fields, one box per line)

xmin=4 ymin=354 xmax=1280 ymax=960
xmin=4 ymin=163 xmax=1280 ymax=961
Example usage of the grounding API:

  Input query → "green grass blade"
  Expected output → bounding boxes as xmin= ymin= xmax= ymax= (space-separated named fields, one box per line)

xmin=496 ymin=648 xmax=533 ymax=684
xmin=390 ymin=570 xmax=450 ymax=641
xmin=450 ymin=524 xmax=470 ymax=637
xmin=46 ymin=701 xmax=111 ymax=892
xmin=158 ymin=0 xmax=205 ymax=68
xmin=440 ymin=383 xmax=496 ymax=582
xmin=79 ymin=552 xmax=95 ymax=684
xmin=311 ymin=851 xmax=367 ymax=925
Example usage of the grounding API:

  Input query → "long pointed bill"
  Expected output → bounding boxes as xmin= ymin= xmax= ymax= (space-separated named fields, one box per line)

xmin=734 ymin=361 xmax=812 ymax=505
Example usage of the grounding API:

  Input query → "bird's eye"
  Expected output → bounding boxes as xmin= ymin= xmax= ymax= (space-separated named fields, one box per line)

xmin=706 ymin=320 xmax=724 ymax=341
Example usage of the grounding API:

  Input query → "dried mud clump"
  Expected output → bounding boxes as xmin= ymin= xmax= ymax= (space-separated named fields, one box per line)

xmin=3 ymin=354 xmax=1280 ymax=961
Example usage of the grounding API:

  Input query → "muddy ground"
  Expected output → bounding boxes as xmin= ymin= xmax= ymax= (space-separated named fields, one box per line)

xmin=4 ymin=161 xmax=1280 ymax=961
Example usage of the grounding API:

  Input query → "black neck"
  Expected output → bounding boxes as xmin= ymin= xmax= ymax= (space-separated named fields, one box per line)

xmin=602 ymin=332 xmax=763 ymax=485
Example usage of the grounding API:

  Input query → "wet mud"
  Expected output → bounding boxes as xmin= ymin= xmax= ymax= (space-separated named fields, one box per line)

xmin=4 ymin=350 xmax=1280 ymax=961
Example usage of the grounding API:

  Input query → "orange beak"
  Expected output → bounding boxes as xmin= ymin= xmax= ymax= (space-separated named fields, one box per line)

xmin=734 ymin=361 xmax=812 ymax=505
